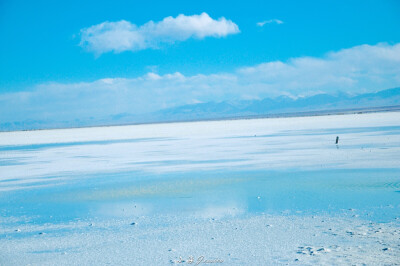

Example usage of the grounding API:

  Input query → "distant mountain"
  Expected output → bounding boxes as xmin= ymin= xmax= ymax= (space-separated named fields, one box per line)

xmin=145 ymin=87 xmax=400 ymax=122
xmin=1 ymin=87 xmax=399 ymax=131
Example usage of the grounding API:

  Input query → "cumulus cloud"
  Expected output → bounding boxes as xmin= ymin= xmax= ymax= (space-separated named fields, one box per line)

xmin=1 ymin=43 xmax=400 ymax=123
xmin=256 ymin=19 xmax=284 ymax=27
xmin=79 ymin=13 xmax=240 ymax=54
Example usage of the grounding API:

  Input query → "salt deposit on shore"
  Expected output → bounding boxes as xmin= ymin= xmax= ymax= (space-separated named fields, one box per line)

xmin=1 ymin=213 xmax=399 ymax=265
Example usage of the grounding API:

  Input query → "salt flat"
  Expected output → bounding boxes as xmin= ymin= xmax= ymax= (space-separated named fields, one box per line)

xmin=0 ymin=112 xmax=399 ymax=265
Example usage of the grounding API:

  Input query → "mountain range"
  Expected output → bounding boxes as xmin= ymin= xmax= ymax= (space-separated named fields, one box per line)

xmin=1 ymin=87 xmax=399 ymax=131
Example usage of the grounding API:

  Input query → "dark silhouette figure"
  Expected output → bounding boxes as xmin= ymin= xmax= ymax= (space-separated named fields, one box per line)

xmin=335 ymin=136 xmax=339 ymax=144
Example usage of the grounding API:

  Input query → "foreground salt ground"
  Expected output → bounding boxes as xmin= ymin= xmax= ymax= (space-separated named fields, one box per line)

xmin=0 ymin=112 xmax=400 ymax=265
xmin=1 ymin=213 xmax=399 ymax=265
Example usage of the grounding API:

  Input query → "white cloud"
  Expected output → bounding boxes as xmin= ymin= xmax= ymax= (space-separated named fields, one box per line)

xmin=256 ymin=19 xmax=284 ymax=27
xmin=238 ymin=43 xmax=400 ymax=94
xmin=1 ymin=43 xmax=400 ymax=123
xmin=79 ymin=13 xmax=240 ymax=55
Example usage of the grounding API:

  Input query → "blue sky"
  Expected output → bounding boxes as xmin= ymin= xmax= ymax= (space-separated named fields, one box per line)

xmin=0 ymin=0 xmax=400 ymax=124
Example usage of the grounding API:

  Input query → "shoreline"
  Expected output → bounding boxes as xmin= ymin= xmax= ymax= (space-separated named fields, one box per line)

xmin=1 ymin=212 xmax=399 ymax=265
xmin=1 ymin=104 xmax=400 ymax=133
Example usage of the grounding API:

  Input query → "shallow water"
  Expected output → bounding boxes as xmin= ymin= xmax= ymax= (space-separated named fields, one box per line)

xmin=1 ymin=168 xmax=399 ymax=229
xmin=0 ymin=112 xmax=399 ymax=231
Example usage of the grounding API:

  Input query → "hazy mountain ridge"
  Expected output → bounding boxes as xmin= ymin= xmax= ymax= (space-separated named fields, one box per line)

xmin=150 ymin=87 xmax=400 ymax=120
xmin=1 ymin=87 xmax=399 ymax=131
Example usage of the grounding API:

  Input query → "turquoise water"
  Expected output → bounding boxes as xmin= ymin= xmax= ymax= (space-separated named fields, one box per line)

xmin=1 ymin=168 xmax=399 ymax=231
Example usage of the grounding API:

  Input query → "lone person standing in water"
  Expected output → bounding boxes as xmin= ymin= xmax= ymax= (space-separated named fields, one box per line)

xmin=335 ymin=136 xmax=339 ymax=144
